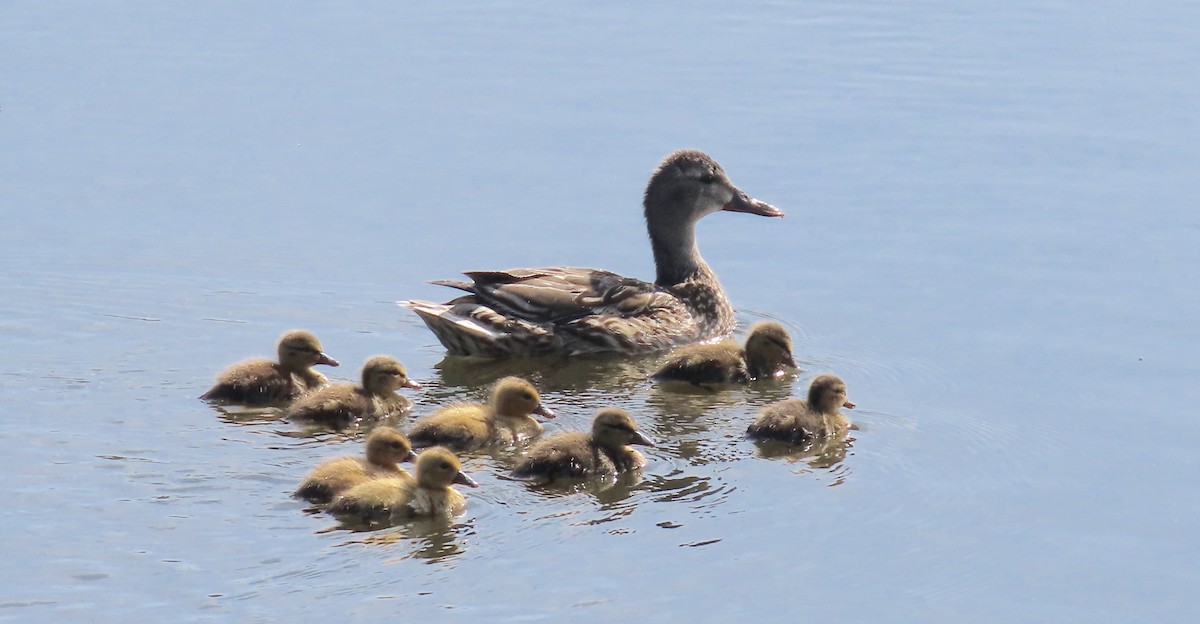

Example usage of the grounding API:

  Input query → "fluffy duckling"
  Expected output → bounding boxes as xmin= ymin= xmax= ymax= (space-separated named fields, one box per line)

xmin=327 ymin=446 xmax=478 ymax=524
xmin=293 ymin=427 xmax=416 ymax=504
xmin=652 ymin=321 xmax=796 ymax=385
xmin=746 ymin=374 xmax=856 ymax=443
xmin=286 ymin=355 xmax=421 ymax=429
xmin=513 ymin=408 xmax=655 ymax=482
xmin=407 ymin=376 xmax=554 ymax=451
xmin=201 ymin=330 xmax=339 ymax=405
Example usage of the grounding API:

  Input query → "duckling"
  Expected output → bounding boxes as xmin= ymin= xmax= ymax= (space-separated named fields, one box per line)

xmin=293 ymin=427 xmax=416 ymax=504
xmin=746 ymin=374 xmax=856 ymax=443
xmin=407 ymin=376 xmax=554 ymax=451
xmin=652 ymin=321 xmax=796 ymax=385
xmin=401 ymin=149 xmax=783 ymax=357
xmin=513 ymin=408 xmax=654 ymax=482
xmin=286 ymin=355 xmax=421 ymax=429
xmin=200 ymin=330 xmax=339 ymax=405
xmin=327 ymin=446 xmax=478 ymax=524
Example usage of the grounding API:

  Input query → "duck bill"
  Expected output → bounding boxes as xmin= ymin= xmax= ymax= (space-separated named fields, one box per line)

xmin=722 ymin=189 xmax=783 ymax=217
xmin=843 ymin=400 xmax=856 ymax=409
xmin=402 ymin=378 xmax=423 ymax=390
xmin=783 ymin=354 xmax=798 ymax=368
xmin=630 ymin=431 xmax=656 ymax=447
xmin=453 ymin=471 xmax=480 ymax=488
xmin=533 ymin=404 xmax=556 ymax=419
xmin=403 ymin=450 xmax=418 ymax=463
xmin=316 ymin=353 xmax=340 ymax=367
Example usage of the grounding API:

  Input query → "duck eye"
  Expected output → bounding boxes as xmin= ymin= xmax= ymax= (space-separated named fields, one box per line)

xmin=440 ymin=462 xmax=451 ymax=470
xmin=698 ymin=172 xmax=716 ymax=184
xmin=522 ymin=392 xmax=534 ymax=400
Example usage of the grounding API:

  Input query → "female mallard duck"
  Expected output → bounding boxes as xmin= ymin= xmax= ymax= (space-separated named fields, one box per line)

xmin=747 ymin=374 xmax=856 ymax=443
xmin=407 ymin=376 xmax=554 ymax=451
xmin=513 ymin=408 xmax=654 ymax=482
xmin=200 ymin=330 xmax=339 ymax=404
xmin=401 ymin=149 xmax=782 ymax=357
xmin=293 ymin=427 xmax=416 ymax=504
xmin=651 ymin=321 xmax=796 ymax=385
xmin=286 ymin=355 xmax=421 ymax=429
xmin=327 ymin=446 xmax=478 ymax=524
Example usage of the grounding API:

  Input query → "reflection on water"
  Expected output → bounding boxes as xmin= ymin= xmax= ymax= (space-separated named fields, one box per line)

xmin=338 ymin=519 xmax=473 ymax=563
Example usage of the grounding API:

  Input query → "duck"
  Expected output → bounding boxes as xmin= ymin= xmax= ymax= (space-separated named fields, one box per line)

xmin=285 ymin=355 xmax=421 ymax=429
xmin=400 ymin=149 xmax=782 ymax=357
xmin=746 ymin=374 xmax=856 ymax=443
xmin=327 ymin=446 xmax=478 ymax=524
xmin=513 ymin=407 xmax=655 ymax=482
xmin=200 ymin=330 xmax=339 ymax=405
xmin=293 ymin=427 xmax=416 ymax=504
xmin=407 ymin=376 xmax=554 ymax=451
xmin=651 ymin=321 xmax=796 ymax=385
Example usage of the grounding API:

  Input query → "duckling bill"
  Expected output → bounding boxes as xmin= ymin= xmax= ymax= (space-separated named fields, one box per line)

xmin=201 ymin=330 xmax=339 ymax=405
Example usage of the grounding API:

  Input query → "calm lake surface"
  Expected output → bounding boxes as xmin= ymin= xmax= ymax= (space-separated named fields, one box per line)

xmin=3 ymin=1 xmax=1198 ymax=621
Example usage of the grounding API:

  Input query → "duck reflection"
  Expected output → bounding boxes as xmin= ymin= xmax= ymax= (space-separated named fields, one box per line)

xmin=339 ymin=519 xmax=473 ymax=562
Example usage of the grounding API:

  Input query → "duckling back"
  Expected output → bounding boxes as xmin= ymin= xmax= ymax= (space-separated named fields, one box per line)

xmin=513 ymin=432 xmax=612 ymax=481
xmin=407 ymin=403 xmax=492 ymax=451
xmin=327 ymin=476 xmax=413 ymax=524
xmin=201 ymin=359 xmax=306 ymax=404
xmin=286 ymin=385 xmax=375 ymax=429
xmin=651 ymin=341 xmax=749 ymax=385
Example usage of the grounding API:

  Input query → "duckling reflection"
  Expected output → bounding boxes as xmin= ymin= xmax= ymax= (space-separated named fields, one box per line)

xmin=514 ymin=408 xmax=654 ymax=484
xmin=201 ymin=330 xmax=339 ymax=405
xmin=294 ymin=427 xmax=416 ymax=504
xmin=345 ymin=519 xmax=471 ymax=561
xmin=286 ymin=355 xmax=420 ymax=430
xmin=652 ymin=321 xmax=796 ymax=387
xmin=747 ymin=374 xmax=856 ymax=443
xmin=327 ymin=446 xmax=478 ymax=528
xmin=407 ymin=376 xmax=554 ymax=451
xmin=431 ymin=352 xmax=661 ymax=399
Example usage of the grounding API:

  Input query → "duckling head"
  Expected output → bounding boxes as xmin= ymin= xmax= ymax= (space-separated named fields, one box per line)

xmin=807 ymin=374 xmax=856 ymax=414
xmin=415 ymin=446 xmax=479 ymax=489
xmin=360 ymin=355 xmax=422 ymax=395
xmin=591 ymin=407 xmax=655 ymax=449
xmin=490 ymin=376 xmax=555 ymax=419
xmin=744 ymin=321 xmax=797 ymax=378
xmin=364 ymin=427 xmax=417 ymax=464
xmin=277 ymin=330 xmax=339 ymax=371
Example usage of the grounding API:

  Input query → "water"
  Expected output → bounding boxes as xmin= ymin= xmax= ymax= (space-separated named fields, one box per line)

xmin=3 ymin=1 xmax=1198 ymax=621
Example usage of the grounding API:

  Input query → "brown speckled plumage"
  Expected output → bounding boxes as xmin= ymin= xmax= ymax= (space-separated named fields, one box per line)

xmin=400 ymin=150 xmax=782 ymax=356
xmin=200 ymin=330 xmax=339 ymax=405
xmin=747 ymin=374 xmax=856 ymax=443
xmin=286 ymin=355 xmax=420 ymax=429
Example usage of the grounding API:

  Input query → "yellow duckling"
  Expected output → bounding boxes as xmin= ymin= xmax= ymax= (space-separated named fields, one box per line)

xmin=513 ymin=408 xmax=655 ymax=482
xmin=201 ymin=330 xmax=339 ymax=405
xmin=293 ymin=427 xmax=416 ymax=504
xmin=327 ymin=446 xmax=478 ymax=524
xmin=652 ymin=321 xmax=796 ymax=385
xmin=286 ymin=355 xmax=421 ymax=429
xmin=407 ymin=376 xmax=554 ymax=451
xmin=746 ymin=374 xmax=856 ymax=443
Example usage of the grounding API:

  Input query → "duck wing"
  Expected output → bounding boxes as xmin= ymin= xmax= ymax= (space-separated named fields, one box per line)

xmin=402 ymin=267 xmax=698 ymax=356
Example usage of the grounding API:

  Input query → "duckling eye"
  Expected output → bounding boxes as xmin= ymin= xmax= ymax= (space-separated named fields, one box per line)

xmin=522 ymin=391 xmax=534 ymax=400
xmin=440 ymin=462 xmax=452 ymax=470
xmin=698 ymin=172 xmax=716 ymax=184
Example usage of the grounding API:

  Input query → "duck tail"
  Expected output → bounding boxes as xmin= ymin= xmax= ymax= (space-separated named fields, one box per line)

xmin=399 ymin=300 xmax=503 ymax=356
